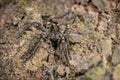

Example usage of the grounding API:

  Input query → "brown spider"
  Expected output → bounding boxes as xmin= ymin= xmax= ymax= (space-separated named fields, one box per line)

xmin=17 ymin=15 xmax=71 ymax=66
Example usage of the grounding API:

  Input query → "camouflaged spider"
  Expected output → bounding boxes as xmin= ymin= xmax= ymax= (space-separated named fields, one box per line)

xmin=17 ymin=15 xmax=71 ymax=66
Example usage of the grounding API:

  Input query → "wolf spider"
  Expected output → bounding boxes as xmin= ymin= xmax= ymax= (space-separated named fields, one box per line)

xmin=17 ymin=15 xmax=71 ymax=66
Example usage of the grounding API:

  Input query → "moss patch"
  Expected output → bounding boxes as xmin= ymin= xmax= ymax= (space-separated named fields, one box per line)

xmin=85 ymin=67 xmax=105 ymax=80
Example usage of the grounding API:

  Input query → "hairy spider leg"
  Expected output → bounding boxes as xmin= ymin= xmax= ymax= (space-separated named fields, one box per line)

xmin=20 ymin=35 xmax=42 ymax=62
xmin=16 ymin=22 xmax=46 ymax=39
xmin=17 ymin=22 xmax=47 ymax=62
xmin=54 ymin=9 xmax=71 ymax=19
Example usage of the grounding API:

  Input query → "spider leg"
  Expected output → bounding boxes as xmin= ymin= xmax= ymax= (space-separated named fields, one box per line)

xmin=64 ymin=37 xmax=71 ymax=65
xmin=45 ymin=45 xmax=54 ymax=62
xmin=61 ymin=39 xmax=70 ymax=66
xmin=16 ymin=22 xmax=46 ymax=39
xmin=17 ymin=21 xmax=50 ymax=62
xmin=53 ymin=35 xmax=70 ymax=66
xmin=65 ymin=14 xmax=77 ymax=23
xmin=59 ymin=24 xmax=71 ymax=66
xmin=20 ymin=35 xmax=42 ymax=62
xmin=16 ymin=23 xmax=31 ymax=39
xmin=54 ymin=9 xmax=71 ymax=19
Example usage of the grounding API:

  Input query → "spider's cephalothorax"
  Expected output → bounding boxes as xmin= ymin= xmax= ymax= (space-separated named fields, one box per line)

xmin=17 ymin=15 xmax=70 ymax=66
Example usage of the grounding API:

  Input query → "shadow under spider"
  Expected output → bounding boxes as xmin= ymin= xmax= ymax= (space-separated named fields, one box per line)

xmin=17 ymin=15 xmax=71 ymax=66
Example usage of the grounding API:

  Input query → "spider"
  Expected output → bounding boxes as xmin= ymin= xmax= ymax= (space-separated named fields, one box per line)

xmin=17 ymin=15 xmax=71 ymax=66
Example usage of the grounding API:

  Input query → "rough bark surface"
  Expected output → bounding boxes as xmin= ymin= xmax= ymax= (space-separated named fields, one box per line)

xmin=0 ymin=0 xmax=120 ymax=80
